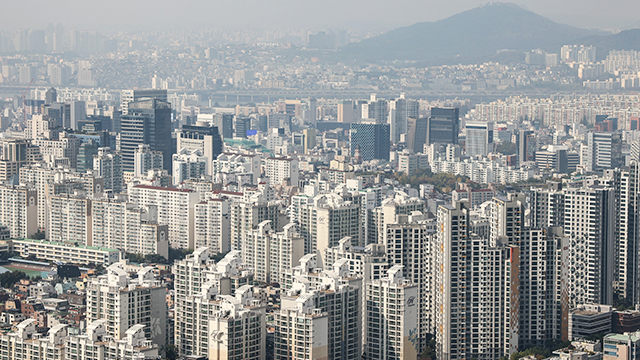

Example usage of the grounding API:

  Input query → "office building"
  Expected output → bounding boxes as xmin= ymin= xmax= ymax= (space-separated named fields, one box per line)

xmin=76 ymin=140 xmax=99 ymax=173
xmin=307 ymin=98 xmax=317 ymax=126
xmin=406 ymin=117 xmax=428 ymax=154
xmin=338 ymin=100 xmax=354 ymax=123
xmin=397 ymin=151 xmax=429 ymax=175
xmin=244 ymin=221 xmax=304 ymax=284
xmin=517 ymin=130 xmax=536 ymax=164
xmin=86 ymin=264 xmax=167 ymax=347
xmin=427 ymin=108 xmax=459 ymax=145
xmin=303 ymin=128 xmax=316 ymax=154
xmin=350 ymin=122 xmax=390 ymax=162
xmin=133 ymin=144 xmax=163 ymax=177
xmin=128 ymin=184 xmax=199 ymax=249
xmin=602 ymin=332 xmax=640 ymax=360
xmin=120 ymin=89 xmax=167 ymax=115
xmin=177 ymin=123 xmax=223 ymax=176
xmin=120 ymin=99 xmax=172 ymax=172
xmin=585 ymin=132 xmax=623 ymax=172
xmin=568 ymin=304 xmax=613 ymax=341
xmin=365 ymin=266 xmax=419 ymax=360
xmin=465 ymin=121 xmax=493 ymax=157
xmin=93 ymin=147 xmax=123 ymax=193
xmin=234 ymin=117 xmax=251 ymax=138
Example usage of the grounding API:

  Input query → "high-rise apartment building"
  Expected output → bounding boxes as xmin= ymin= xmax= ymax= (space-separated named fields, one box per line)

xmin=435 ymin=200 xmax=520 ymax=360
xmin=173 ymin=249 xmax=255 ymax=356
xmin=229 ymin=199 xmax=286 ymax=251
xmin=91 ymin=199 xmax=169 ymax=259
xmin=194 ymin=198 xmax=231 ymax=253
xmin=172 ymin=148 xmax=207 ymax=185
xmin=133 ymin=144 xmax=163 ymax=177
xmin=275 ymin=260 xmax=362 ymax=360
xmin=427 ymin=108 xmax=459 ymax=145
xmin=48 ymin=194 xmax=91 ymax=245
xmin=244 ymin=221 xmax=304 ymax=284
xmin=86 ymin=264 xmax=167 ymax=347
xmin=365 ymin=265 xmax=419 ymax=360
xmin=176 ymin=123 xmax=223 ymax=176
xmin=385 ymin=215 xmax=434 ymax=351
xmin=563 ymin=184 xmax=616 ymax=306
xmin=264 ymin=157 xmax=299 ymax=186
xmin=128 ymin=185 xmax=199 ymax=249
xmin=93 ymin=147 xmax=123 ymax=193
xmin=0 ymin=184 xmax=38 ymax=239
xmin=299 ymin=193 xmax=361 ymax=259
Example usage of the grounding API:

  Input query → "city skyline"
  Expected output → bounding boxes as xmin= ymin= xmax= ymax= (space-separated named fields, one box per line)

xmin=2 ymin=1 xmax=640 ymax=33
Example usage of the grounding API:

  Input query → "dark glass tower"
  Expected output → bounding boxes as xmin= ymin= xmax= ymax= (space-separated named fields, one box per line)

xmin=350 ymin=123 xmax=390 ymax=161
xmin=120 ymin=99 xmax=172 ymax=172
xmin=427 ymin=107 xmax=459 ymax=145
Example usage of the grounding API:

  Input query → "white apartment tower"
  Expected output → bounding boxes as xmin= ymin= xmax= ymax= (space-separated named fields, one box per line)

xmin=244 ymin=221 xmax=304 ymax=284
xmin=93 ymin=147 xmax=123 ymax=193
xmin=264 ymin=157 xmax=299 ymax=186
xmin=0 ymin=184 xmax=38 ymax=239
xmin=385 ymin=214 xmax=435 ymax=351
xmin=275 ymin=259 xmax=363 ymax=360
xmin=173 ymin=249 xmax=255 ymax=356
xmin=48 ymin=194 xmax=91 ymax=245
xmin=172 ymin=148 xmax=208 ymax=185
xmin=128 ymin=184 xmax=199 ymax=249
xmin=365 ymin=265 xmax=419 ymax=360
xmin=91 ymin=199 xmax=169 ymax=259
xmin=85 ymin=264 xmax=167 ymax=347
xmin=133 ymin=144 xmax=163 ymax=177
xmin=194 ymin=198 xmax=231 ymax=253
xmin=563 ymin=184 xmax=616 ymax=306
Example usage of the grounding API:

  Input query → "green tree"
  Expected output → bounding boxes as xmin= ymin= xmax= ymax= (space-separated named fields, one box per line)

xmin=0 ymin=270 xmax=28 ymax=288
xmin=495 ymin=141 xmax=517 ymax=155
xmin=31 ymin=231 xmax=46 ymax=239
xmin=164 ymin=345 xmax=178 ymax=360
xmin=144 ymin=254 xmax=168 ymax=264
xmin=169 ymin=247 xmax=194 ymax=264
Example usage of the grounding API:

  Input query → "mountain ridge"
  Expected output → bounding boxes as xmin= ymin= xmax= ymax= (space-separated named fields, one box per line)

xmin=337 ymin=2 xmax=607 ymax=64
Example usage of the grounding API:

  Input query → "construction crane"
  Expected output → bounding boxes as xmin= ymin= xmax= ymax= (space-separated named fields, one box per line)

xmin=21 ymin=78 xmax=33 ymax=125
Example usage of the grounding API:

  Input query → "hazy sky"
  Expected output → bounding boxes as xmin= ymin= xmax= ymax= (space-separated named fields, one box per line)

xmin=4 ymin=0 xmax=640 ymax=33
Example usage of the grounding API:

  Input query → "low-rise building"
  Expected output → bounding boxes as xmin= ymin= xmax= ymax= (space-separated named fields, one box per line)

xmin=11 ymin=239 xmax=122 ymax=267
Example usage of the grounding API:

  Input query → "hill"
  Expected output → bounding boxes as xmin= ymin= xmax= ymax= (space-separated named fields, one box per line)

xmin=337 ymin=3 xmax=604 ymax=64
xmin=578 ymin=29 xmax=640 ymax=60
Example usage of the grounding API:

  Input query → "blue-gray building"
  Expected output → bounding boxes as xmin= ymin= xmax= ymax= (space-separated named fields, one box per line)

xmin=350 ymin=123 xmax=390 ymax=161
